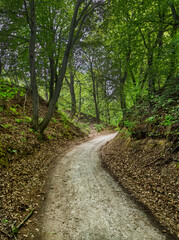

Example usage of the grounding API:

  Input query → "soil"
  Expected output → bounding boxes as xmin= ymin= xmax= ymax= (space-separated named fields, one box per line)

xmin=101 ymin=130 xmax=179 ymax=239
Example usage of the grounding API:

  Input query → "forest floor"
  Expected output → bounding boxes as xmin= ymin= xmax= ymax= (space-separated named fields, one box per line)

xmin=101 ymin=130 xmax=179 ymax=239
xmin=0 ymin=83 xmax=178 ymax=239
xmin=0 ymin=85 xmax=113 ymax=240
xmin=0 ymin=122 xmax=112 ymax=240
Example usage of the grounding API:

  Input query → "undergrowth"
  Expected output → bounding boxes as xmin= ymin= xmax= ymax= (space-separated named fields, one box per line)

xmin=119 ymin=79 xmax=179 ymax=140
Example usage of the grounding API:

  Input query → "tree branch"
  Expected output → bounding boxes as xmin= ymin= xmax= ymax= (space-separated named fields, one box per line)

xmin=65 ymin=76 xmax=70 ymax=87
xmin=73 ymin=2 xmax=102 ymax=46
xmin=23 ymin=0 xmax=31 ymax=29
xmin=138 ymin=27 xmax=149 ymax=50
xmin=170 ymin=4 xmax=179 ymax=27
xmin=75 ymin=0 xmax=92 ymax=27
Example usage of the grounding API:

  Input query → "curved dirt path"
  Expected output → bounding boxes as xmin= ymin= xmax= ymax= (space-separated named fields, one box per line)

xmin=41 ymin=134 xmax=168 ymax=240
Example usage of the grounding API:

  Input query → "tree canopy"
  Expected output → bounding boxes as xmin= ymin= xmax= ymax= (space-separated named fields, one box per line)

xmin=0 ymin=0 xmax=178 ymax=132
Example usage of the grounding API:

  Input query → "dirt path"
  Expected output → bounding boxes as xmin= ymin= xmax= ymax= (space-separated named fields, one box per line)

xmin=41 ymin=134 xmax=168 ymax=240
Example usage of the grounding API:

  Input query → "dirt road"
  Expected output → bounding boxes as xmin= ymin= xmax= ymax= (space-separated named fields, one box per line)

xmin=41 ymin=134 xmax=168 ymax=240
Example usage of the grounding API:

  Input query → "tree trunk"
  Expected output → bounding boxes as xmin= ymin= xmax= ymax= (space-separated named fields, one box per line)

xmin=65 ymin=73 xmax=77 ymax=119
xmin=0 ymin=60 xmax=2 ymax=76
xmin=119 ymin=50 xmax=131 ymax=117
xmin=29 ymin=0 xmax=39 ymax=129
xmin=70 ymin=75 xmax=76 ymax=119
xmin=166 ymin=6 xmax=178 ymax=84
xmin=166 ymin=26 xmax=177 ymax=84
xmin=90 ymin=61 xmax=100 ymax=123
xmin=76 ymin=81 xmax=82 ymax=122
xmin=105 ymin=101 xmax=110 ymax=124
xmin=39 ymin=0 xmax=82 ymax=134
xmin=119 ymin=75 xmax=127 ymax=116
xmin=147 ymin=50 xmax=155 ymax=95
xmin=49 ymin=57 xmax=55 ymax=102
xmin=170 ymin=4 xmax=179 ymax=28
xmin=130 ymin=69 xmax=136 ymax=86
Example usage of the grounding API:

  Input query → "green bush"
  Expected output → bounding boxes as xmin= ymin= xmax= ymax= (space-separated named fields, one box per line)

xmin=94 ymin=123 xmax=105 ymax=132
xmin=10 ymin=106 xmax=19 ymax=115
xmin=15 ymin=116 xmax=32 ymax=124
xmin=0 ymin=81 xmax=25 ymax=101
xmin=75 ymin=122 xmax=90 ymax=134
xmin=123 ymin=120 xmax=138 ymax=133
xmin=160 ymin=114 xmax=177 ymax=126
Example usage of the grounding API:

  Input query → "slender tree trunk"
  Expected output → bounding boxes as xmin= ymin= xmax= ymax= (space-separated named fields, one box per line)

xmin=156 ymin=10 xmax=165 ymax=90
xmin=140 ymin=70 xmax=148 ymax=89
xmin=90 ymin=61 xmax=100 ymax=123
xmin=105 ymin=101 xmax=110 ymax=124
xmin=147 ymin=50 xmax=155 ymax=95
xmin=130 ymin=69 xmax=136 ymax=86
xmin=49 ymin=57 xmax=55 ymax=102
xmin=65 ymin=74 xmax=77 ymax=119
xmin=39 ymin=0 xmax=82 ymax=134
xmin=44 ymin=70 xmax=49 ymax=102
xmin=70 ymin=74 xmax=76 ymax=119
xmin=119 ymin=50 xmax=131 ymax=117
xmin=29 ymin=0 xmax=39 ymax=129
xmin=170 ymin=4 xmax=179 ymax=28
xmin=0 ymin=60 xmax=2 ymax=76
xmin=166 ymin=5 xmax=178 ymax=84
xmin=76 ymin=81 xmax=82 ymax=121
xmin=166 ymin=25 xmax=177 ymax=84
xmin=49 ymin=22 xmax=56 ymax=102
xmin=119 ymin=75 xmax=127 ymax=116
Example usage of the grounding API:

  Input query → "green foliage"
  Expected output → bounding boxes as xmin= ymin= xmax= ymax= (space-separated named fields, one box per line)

xmin=145 ymin=116 xmax=157 ymax=124
xmin=8 ymin=148 xmax=17 ymax=153
xmin=15 ymin=116 xmax=32 ymax=124
xmin=15 ymin=119 xmax=21 ymax=124
xmin=1 ymin=123 xmax=12 ymax=128
xmin=117 ymin=128 xmax=131 ymax=139
xmin=47 ymin=135 xmax=54 ymax=140
xmin=11 ymin=225 xmax=18 ymax=235
xmin=2 ymin=218 xmax=8 ymax=224
xmin=0 ymin=81 xmax=25 ymax=101
xmin=24 ymin=116 xmax=32 ymax=122
xmin=122 ymin=120 xmax=138 ymax=133
xmin=58 ymin=111 xmax=72 ymax=129
xmin=10 ymin=106 xmax=19 ymax=115
xmin=160 ymin=114 xmax=177 ymax=126
xmin=76 ymin=122 xmax=90 ymax=134
xmin=52 ymin=118 xmax=57 ymax=123
xmin=94 ymin=123 xmax=105 ymax=132
xmin=1 ymin=0 xmax=178 ymax=131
